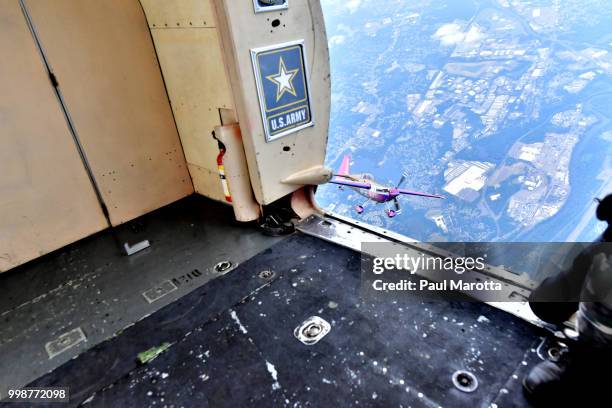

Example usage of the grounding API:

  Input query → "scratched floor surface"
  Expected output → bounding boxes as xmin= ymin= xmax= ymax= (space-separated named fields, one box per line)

xmin=0 ymin=196 xmax=280 ymax=399
xmin=8 ymin=234 xmax=547 ymax=407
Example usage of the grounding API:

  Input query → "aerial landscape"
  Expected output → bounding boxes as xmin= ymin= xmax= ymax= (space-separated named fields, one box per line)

xmin=318 ymin=0 xmax=612 ymax=243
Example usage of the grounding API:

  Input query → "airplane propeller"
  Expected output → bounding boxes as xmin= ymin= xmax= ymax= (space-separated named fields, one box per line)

xmin=396 ymin=175 xmax=405 ymax=189
xmin=395 ymin=172 xmax=409 ymax=189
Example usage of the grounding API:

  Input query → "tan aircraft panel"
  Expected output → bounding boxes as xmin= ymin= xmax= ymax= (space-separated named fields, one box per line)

xmin=214 ymin=0 xmax=331 ymax=205
xmin=140 ymin=0 xmax=217 ymax=28
xmin=188 ymin=164 xmax=225 ymax=201
xmin=148 ymin=26 xmax=233 ymax=201
xmin=24 ymin=0 xmax=194 ymax=226
xmin=0 ymin=1 xmax=108 ymax=272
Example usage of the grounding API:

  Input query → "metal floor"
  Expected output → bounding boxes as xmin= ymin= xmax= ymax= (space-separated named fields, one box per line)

xmin=0 ymin=195 xmax=281 ymax=400
xmin=1 ymin=202 xmax=547 ymax=406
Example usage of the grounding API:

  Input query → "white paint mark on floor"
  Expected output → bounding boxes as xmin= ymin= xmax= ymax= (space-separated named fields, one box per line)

xmin=266 ymin=360 xmax=281 ymax=390
xmin=477 ymin=315 xmax=491 ymax=323
xmin=229 ymin=309 xmax=248 ymax=334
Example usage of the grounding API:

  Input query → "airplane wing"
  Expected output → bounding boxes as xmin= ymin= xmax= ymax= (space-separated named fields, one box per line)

xmin=329 ymin=178 xmax=371 ymax=190
xmin=397 ymin=188 xmax=444 ymax=199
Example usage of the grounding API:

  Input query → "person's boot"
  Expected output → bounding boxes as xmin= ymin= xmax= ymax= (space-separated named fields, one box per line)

xmin=522 ymin=359 xmax=567 ymax=403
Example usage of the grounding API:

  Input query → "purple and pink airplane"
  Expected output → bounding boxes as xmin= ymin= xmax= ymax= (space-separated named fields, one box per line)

xmin=329 ymin=156 xmax=444 ymax=218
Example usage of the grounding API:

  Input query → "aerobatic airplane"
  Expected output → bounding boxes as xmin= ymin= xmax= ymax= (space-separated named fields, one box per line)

xmin=329 ymin=156 xmax=444 ymax=218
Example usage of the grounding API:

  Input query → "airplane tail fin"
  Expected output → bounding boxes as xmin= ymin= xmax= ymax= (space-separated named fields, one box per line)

xmin=337 ymin=155 xmax=350 ymax=177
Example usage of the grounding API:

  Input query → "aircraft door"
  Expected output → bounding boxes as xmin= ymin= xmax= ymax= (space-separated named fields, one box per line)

xmin=21 ymin=0 xmax=194 ymax=226
xmin=0 ymin=0 xmax=109 ymax=272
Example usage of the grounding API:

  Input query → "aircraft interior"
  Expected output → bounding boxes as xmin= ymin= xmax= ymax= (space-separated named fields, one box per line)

xmin=0 ymin=1 xmax=605 ymax=407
